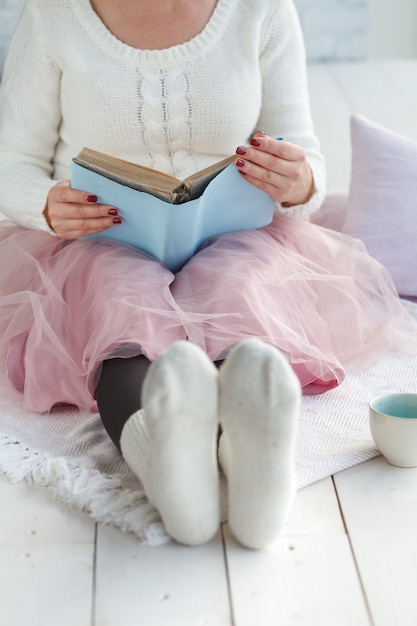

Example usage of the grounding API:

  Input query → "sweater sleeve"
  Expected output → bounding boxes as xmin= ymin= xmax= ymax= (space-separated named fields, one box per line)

xmin=0 ymin=1 xmax=62 ymax=231
xmin=257 ymin=0 xmax=327 ymax=219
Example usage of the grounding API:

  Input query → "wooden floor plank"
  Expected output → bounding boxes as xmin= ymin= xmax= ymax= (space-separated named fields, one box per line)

xmin=225 ymin=532 xmax=370 ymax=626
xmin=283 ymin=476 xmax=345 ymax=537
xmin=94 ymin=524 xmax=232 ymax=626
xmin=224 ymin=477 xmax=370 ymax=626
xmin=0 ymin=543 xmax=94 ymax=626
xmin=0 ymin=472 xmax=95 ymax=544
xmin=0 ymin=474 xmax=96 ymax=626
xmin=335 ymin=457 xmax=417 ymax=626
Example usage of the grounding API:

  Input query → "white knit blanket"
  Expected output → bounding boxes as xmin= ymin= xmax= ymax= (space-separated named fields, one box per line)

xmin=1 ymin=300 xmax=416 ymax=546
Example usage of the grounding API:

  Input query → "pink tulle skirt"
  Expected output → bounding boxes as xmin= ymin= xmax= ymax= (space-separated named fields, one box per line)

xmin=0 ymin=214 xmax=414 ymax=413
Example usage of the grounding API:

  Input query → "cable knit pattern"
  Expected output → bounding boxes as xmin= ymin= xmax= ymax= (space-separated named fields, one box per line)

xmin=0 ymin=0 xmax=326 ymax=231
xmin=139 ymin=65 xmax=194 ymax=177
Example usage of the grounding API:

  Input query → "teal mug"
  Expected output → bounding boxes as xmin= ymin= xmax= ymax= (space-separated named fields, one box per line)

xmin=369 ymin=393 xmax=417 ymax=468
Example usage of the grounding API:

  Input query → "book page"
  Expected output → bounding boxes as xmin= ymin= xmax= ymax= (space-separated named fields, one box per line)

xmin=74 ymin=148 xmax=236 ymax=204
xmin=74 ymin=148 xmax=181 ymax=202
xmin=183 ymin=155 xmax=236 ymax=202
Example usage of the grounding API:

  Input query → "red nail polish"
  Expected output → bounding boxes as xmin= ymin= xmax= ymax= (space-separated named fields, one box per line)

xmin=235 ymin=159 xmax=245 ymax=168
xmin=250 ymin=138 xmax=261 ymax=147
xmin=87 ymin=195 xmax=97 ymax=203
xmin=112 ymin=217 xmax=122 ymax=224
xmin=108 ymin=208 xmax=118 ymax=216
xmin=236 ymin=146 xmax=247 ymax=156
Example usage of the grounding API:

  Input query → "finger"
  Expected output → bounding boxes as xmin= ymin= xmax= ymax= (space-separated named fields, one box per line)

xmin=235 ymin=165 xmax=287 ymax=200
xmin=235 ymin=154 xmax=293 ymax=186
xmin=252 ymin=135 xmax=304 ymax=162
xmin=236 ymin=159 xmax=301 ymax=203
xmin=54 ymin=214 xmax=122 ymax=239
xmin=51 ymin=180 xmax=106 ymax=207
xmin=236 ymin=137 xmax=303 ymax=167
xmin=51 ymin=201 xmax=119 ymax=220
xmin=56 ymin=181 xmax=100 ymax=206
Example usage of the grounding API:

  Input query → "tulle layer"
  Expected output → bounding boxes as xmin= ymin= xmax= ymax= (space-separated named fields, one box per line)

xmin=0 ymin=215 xmax=414 ymax=412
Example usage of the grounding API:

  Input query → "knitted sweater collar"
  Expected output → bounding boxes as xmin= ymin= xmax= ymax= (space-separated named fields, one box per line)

xmin=70 ymin=0 xmax=237 ymax=67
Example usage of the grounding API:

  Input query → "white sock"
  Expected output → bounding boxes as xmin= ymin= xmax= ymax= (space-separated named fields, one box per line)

xmin=121 ymin=341 xmax=220 ymax=546
xmin=218 ymin=338 xmax=301 ymax=550
xmin=120 ymin=407 xmax=151 ymax=495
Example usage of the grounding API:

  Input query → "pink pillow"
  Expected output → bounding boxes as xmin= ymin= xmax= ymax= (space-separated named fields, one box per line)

xmin=342 ymin=114 xmax=417 ymax=297
xmin=311 ymin=190 xmax=348 ymax=231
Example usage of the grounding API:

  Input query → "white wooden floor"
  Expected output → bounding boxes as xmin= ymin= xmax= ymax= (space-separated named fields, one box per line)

xmin=1 ymin=60 xmax=417 ymax=626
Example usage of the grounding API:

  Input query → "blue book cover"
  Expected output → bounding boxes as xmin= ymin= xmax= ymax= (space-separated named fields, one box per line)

xmin=71 ymin=154 xmax=275 ymax=272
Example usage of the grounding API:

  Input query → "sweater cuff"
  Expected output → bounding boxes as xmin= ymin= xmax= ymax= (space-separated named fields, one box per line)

xmin=2 ymin=177 xmax=60 ymax=234
xmin=274 ymin=160 xmax=327 ymax=220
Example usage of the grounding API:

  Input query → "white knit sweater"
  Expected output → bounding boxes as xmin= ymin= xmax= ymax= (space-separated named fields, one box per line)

xmin=0 ymin=0 xmax=326 ymax=231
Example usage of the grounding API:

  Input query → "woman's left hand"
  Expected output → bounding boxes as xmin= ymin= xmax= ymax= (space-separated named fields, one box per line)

xmin=234 ymin=131 xmax=315 ymax=207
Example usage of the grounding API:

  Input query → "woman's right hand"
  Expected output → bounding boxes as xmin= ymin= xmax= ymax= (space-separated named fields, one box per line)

xmin=44 ymin=180 xmax=122 ymax=239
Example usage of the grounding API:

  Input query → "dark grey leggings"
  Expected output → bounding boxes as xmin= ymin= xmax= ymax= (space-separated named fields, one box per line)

xmin=96 ymin=354 xmax=223 ymax=450
xmin=95 ymin=355 xmax=151 ymax=449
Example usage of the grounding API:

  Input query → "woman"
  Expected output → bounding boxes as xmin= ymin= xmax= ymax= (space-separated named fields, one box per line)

xmin=0 ymin=0 xmax=411 ymax=549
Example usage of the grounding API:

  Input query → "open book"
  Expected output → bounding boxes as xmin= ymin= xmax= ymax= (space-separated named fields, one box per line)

xmin=71 ymin=148 xmax=275 ymax=272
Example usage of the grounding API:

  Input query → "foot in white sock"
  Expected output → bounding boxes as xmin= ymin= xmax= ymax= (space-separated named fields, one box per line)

xmin=120 ymin=341 xmax=220 ymax=546
xmin=218 ymin=338 xmax=301 ymax=550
